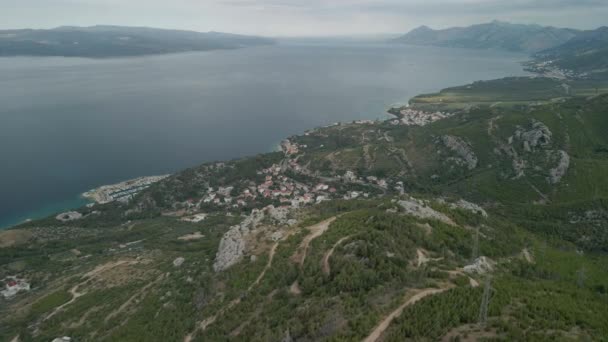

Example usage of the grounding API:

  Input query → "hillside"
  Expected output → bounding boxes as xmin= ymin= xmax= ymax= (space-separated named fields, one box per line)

xmin=406 ymin=76 xmax=608 ymax=111
xmin=529 ymin=27 xmax=608 ymax=79
xmin=392 ymin=21 xmax=579 ymax=53
xmin=0 ymin=26 xmax=275 ymax=57
xmin=1 ymin=90 xmax=608 ymax=341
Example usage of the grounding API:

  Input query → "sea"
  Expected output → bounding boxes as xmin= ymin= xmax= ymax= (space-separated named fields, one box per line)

xmin=0 ymin=40 xmax=529 ymax=228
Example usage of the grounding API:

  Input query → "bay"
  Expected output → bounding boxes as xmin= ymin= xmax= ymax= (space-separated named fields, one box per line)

xmin=0 ymin=40 xmax=528 ymax=228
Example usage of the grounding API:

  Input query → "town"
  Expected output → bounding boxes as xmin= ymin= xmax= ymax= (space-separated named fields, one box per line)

xmin=391 ymin=107 xmax=451 ymax=126
xmin=163 ymin=138 xmax=397 ymax=218
xmin=524 ymin=60 xmax=587 ymax=80
xmin=82 ymin=175 xmax=170 ymax=204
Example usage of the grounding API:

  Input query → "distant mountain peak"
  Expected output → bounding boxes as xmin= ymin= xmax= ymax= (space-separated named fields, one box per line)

xmin=413 ymin=25 xmax=432 ymax=31
xmin=392 ymin=21 xmax=580 ymax=53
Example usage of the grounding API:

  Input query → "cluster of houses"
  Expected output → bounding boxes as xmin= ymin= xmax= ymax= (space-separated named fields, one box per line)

xmin=527 ymin=60 xmax=584 ymax=80
xmin=179 ymin=166 xmax=336 ymax=212
xmin=392 ymin=108 xmax=451 ymax=126
xmin=170 ymin=134 xmax=398 ymax=220
xmin=1 ymin=276 xmax=30 ymax=299
xmin=281 ymin=139 xmax=304 ymax=155
xmin=199 ymin=186 xmax=237 ymax=207
xmin=175 ymin=159 xmax=396 ymax=217
xmin=342 ymin=170 xmax=389 ymax=188
xmin=181 ymin=213 xmax=208 ymax=223
xmin=254 ymin=165 xmax=338 ymax=207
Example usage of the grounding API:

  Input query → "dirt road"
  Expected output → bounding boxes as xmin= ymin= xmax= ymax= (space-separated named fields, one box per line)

xmin=363 ymin=286 xmax=452 ymax=342
xmin=322 ymin=235 xmax=351 ymax=275
xmin=291 ymin=217 xmax=337 ymax=267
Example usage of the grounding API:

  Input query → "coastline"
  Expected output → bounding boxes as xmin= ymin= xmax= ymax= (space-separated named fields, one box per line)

xmin=0 ymin=46 xmax=530 ymax=231
xmin=82 ymin=175 xmax=170 ymax=204
xmin=0 ymin=196 xmax=91 ymax=230
xmin=0 ymin=175 xmax=169 ymax=230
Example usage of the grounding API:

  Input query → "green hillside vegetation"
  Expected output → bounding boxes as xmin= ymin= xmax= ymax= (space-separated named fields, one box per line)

xmin=2 ymin=189 xmax=608 ymax=341
xmin=407 ymin=77 xmax=608 ymax=111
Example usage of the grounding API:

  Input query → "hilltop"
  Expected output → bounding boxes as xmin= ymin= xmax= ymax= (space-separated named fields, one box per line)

xmin=392 ymin=21 xmax=579 ymax=53
xmin=0 ymin=26 xmax=275 ymax=58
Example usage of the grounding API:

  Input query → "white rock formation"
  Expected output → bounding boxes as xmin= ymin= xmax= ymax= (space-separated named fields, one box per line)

xmin=447 ymin=199 xmax=488 ymax=218
xmin=173 ymin=257 xmax=185 ymax=267
xmin=270 ymin=231 xmax=284 ymax=242
xmin=517 ymin=121 xmax=552 ymax=151
xmin=213 ymin=209 xmax=266 ymax=272
xmin=463 ymin=256 xmax=495 ymax=274
xmin=441 ymin=135 xmax=478 ymax=170
xmin=398 ymin=198 xmax=454 ymax=225
xmin=267 ymin=205 xmax=291 ymax=224
xmin=548 ymin=150 xmax=570 ymax=184
xmin=56 ymin=211 xmax=83 ymax=222
xmin=52 ymin=338 xmax=72 ymax=342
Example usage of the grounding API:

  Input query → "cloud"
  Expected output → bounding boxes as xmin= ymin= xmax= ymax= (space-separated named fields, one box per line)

xmin=219 ymin=0 xmax=608 ymax=11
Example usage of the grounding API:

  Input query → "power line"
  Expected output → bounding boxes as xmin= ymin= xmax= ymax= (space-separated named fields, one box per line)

xmin=471 ymin=226 xmax=480 ymax=262
xmin=478 ymin=276 xmax=492 ymax=327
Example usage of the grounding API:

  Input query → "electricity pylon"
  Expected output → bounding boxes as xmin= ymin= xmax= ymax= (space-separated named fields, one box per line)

xmin=478 ymin=276 xmax=492 ymax=327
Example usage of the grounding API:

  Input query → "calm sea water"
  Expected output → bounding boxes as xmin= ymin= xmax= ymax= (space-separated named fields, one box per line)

xmin=0 ymin=41 xmax=528 ymax=228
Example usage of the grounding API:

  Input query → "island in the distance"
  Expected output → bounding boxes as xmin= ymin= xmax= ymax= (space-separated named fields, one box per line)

xmin=0 ymin=25 xmax=275 ymax=58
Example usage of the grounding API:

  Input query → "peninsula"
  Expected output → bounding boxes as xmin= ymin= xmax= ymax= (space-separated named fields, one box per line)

xmin=82 ymin=175 xmax=170 ymax=204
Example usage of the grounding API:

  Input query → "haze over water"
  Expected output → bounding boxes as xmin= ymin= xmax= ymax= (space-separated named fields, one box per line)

xmin=0 ymin=40 xmax=528 ymax=228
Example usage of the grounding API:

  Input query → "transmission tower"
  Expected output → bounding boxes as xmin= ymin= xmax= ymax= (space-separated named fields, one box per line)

xmin=471 ymin=226 xmax=480 ymax=262
xmin=478 ymin=276 xmax=492 ymax=327
xmin=577 ymin=266 xmax=586 ymax=288
xmin=539 ymin=240 xmax=547 ymax=260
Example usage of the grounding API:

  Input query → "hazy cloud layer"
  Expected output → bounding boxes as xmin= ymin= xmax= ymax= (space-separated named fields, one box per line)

xmin=1 ymin=0 xmax=606 ymax=36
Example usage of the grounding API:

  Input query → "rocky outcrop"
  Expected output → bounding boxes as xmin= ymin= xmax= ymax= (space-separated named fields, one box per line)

xmin=52 ymin=338 xmax=72 ymax=342
xmin=516 ymin=120 xmax=552 ymax=152
xmin=56 ymin=211 xmax=83 ymax=222
xmin=512 ymin=157 xmax=526 ymax=179
xmin=173 ymin=257 xmax=185 ymax=267
xmin=281 ymin=329 xmax=293 ymax=342
xmin=213 ymin=209 xmax=266 ymax=272
xmin=463 ymin=256 xmax=495 ymax=274
xmin=267 ymin=206 xmax=291 ymax=224
xmin=213 ymin=205 xmax=295 ymax=272
xmin=548 ymin=150 xmax=570 ymax=184
xmin=441 ymin=135 xmax=478 ymax=170
xmin=498 ymin=136 xmax=526 ymax=178
xmin=569 ymin=210 xmax=608 ymax=224
xmin=443 ymin=199 xmax=488 ymax=218
xmin=397 ymin=198 xmax=454 ymax=225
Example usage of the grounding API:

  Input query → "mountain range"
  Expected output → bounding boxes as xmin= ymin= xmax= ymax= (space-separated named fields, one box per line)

xmin=534 ymin=26 xmax=608 ymax=76
xmin=0 ymin=26 xmax=275 ymax=57
xmin=392 ymin=20 xmax=579 ymax=53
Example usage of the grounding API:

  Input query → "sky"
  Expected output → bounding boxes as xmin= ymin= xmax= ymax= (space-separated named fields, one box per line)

xmin=0 ymin=0 xmax=607 ymax=36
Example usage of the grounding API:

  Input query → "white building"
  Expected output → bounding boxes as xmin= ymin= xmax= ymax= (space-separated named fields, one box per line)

xmin=1 ymin=277 xmax=30 ymax=299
